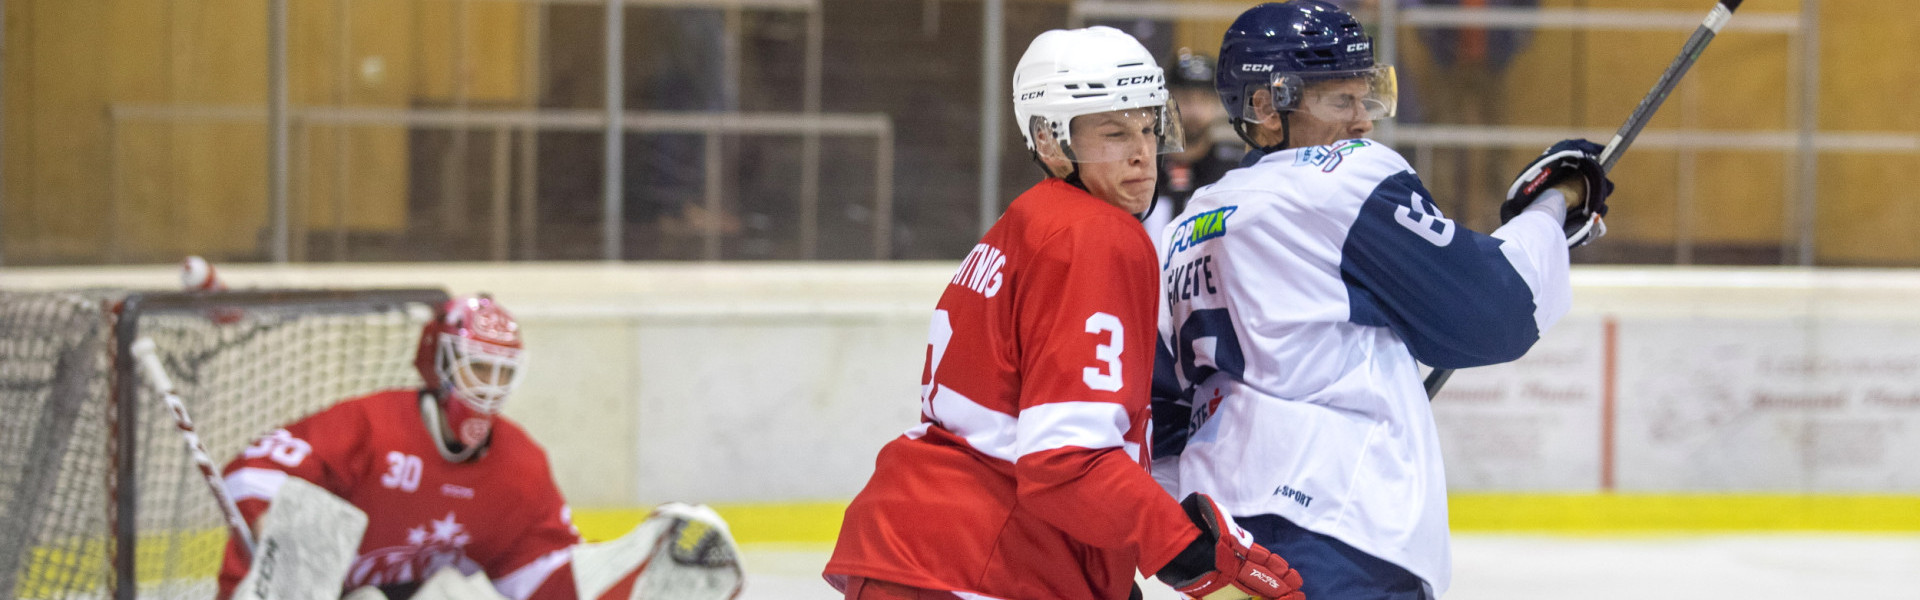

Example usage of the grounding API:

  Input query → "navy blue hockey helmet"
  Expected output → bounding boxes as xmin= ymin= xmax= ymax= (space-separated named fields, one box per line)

xmin=1216 ymin=1 xmax=1397 ymax=127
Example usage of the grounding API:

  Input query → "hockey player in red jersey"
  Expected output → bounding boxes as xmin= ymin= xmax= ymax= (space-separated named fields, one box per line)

xmin=825 ymin=26 xmax=1303 ymax=600
xmin=216 ymin=295 xmax=581 ymax=600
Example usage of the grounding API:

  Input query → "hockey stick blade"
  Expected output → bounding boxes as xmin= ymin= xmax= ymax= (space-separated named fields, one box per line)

xmin=1427 ymin=0 xmax=1743 ymax=400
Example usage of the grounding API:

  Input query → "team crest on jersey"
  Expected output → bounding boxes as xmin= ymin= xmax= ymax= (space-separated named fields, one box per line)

xmin=1294 ymin=140 xmax=1371 ymax=173
xmin=346 ymin=512 xmax=481 ymax=588
xmin=1163 ymin=206 xmax=1238 ymax=268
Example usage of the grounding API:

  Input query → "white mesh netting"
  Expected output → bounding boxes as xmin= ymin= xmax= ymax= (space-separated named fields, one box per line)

xmin=0 ymin=290 xmax=438 ymax=600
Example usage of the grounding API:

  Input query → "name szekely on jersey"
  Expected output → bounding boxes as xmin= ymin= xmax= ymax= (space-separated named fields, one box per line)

xmin=217 ymin=390 xmax=579 ymax=600
xmin=1152 ymin=139 xmax=1574 ymax=597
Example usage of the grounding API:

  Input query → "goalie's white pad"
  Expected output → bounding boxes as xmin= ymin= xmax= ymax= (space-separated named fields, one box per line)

xmin=572 ymin=503 xmax=745 ymax=600
xmin=231 ymin=477 xmax=369 ymax=600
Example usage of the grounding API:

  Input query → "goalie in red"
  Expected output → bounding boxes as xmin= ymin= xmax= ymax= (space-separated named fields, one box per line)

xmin=216 ymin=295 xmax=581 ymax=599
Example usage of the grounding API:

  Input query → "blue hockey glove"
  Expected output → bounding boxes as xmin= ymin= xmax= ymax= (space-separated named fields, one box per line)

xmin=1502 ymin=139 xmax=1614 ymax=247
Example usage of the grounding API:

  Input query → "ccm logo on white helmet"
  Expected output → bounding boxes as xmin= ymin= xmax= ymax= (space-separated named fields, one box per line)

xmin=1240 ymin=64 xmax=1274 ymax=73
xmin=1019 ymin=91 xmax=1045 ymax=101
xmin=1115 ymin=74 xmax=1162 ymax=86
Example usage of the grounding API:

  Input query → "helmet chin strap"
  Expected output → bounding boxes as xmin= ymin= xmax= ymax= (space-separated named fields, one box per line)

xmin=419 ymin=390 xmax=486 ymax=463
xmin=1233 ymin=112 xmax=1292 ymax=155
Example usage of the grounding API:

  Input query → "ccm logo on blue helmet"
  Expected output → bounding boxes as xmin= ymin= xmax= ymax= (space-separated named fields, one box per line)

xmin=1115 ymin=74 xmax=1162 ymax=87
xmin=1240 ymin=64 xmax=1274 ymax=73
xmin=1018 ymin=91 xmax=1044 ymax=101
xmin=1347 ymin=42 xmax=1370 ymax=52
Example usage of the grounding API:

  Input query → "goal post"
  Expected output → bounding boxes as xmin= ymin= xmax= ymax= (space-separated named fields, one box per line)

xmin=0 ymin=287 xmax=446 ymax=600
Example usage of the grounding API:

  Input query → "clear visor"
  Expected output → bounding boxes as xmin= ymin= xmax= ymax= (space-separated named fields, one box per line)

xmin=1282 ymin=65 xmax=1397 ymax=122
xmin=438 ymin=334 xmax=525 ymax=414
xmin=1040 ymin=102 xmax=1185 ymax=164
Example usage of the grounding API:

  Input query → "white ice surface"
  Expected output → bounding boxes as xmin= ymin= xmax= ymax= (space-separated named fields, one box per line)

xmin=738 ymin=534 xmax=1920 ymax=600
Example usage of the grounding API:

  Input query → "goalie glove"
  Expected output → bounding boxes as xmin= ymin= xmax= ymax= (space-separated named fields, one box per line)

xmin=572 ymin=502 xmax=743 ymax=600
xmin=1155 ymin=493 xmax=1304 ymax=600
xmin=1502 ymin=139 xmax=1615 ymax=248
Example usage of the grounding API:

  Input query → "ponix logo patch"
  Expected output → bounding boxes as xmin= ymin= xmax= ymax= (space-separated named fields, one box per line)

xmin=1162 ymin=206 xmax=1239 ymax=267
xmin=1293 ymin=139 xmax=1371 ymax=173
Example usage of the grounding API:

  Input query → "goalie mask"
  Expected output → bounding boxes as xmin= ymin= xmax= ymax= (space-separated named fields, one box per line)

xmin=415 ymin=295 xmax=526 ymax=451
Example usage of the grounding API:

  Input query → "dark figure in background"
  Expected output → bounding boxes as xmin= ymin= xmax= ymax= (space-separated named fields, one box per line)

xmin=632 ymin=8 xmax=741 ymax=259
xmin=1414 ymin=0 xmax=1538 ymax=230
xmin=1140 ymin=50 xmax=1245 ymax=252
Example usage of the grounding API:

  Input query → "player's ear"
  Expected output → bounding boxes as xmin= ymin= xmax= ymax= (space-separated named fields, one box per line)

xmin=1030 ymin=118 xmax=1073 ymax=178
xmin=1250 ymin=88 xmax=1284 ymax=130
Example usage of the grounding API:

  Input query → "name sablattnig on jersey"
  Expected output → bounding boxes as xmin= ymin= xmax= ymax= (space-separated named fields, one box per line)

xmin=952 ymin=243 xmax=1006 ymax=298
xmin=1165 ymin=254 xmax=1218 ymax=308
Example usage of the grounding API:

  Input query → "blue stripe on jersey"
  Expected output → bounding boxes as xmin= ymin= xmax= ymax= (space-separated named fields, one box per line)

xmin=1339 ymin=171 xmax=1540 ymax=369
xmin=1150 ymin=333 xmax=1192 ymax=459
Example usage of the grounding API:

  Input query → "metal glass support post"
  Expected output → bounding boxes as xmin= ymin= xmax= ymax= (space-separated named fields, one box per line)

xmin=1794 ymin=0 xmax=1819 ymax=266
xmin=334 ymin=0 xmax=352 ymax=261
xmin=603 ymin=0 xmax=625 ymax=260
xmin=978 ymin=0 xmax=1004 ymax=235
xmin=519 ymin=0 xmax=546 ymax=260
xmin=492 ymin=127 xmax=511 ymax=261
xmin=0 ymin=0 xmax=7 ymax=266
xmin=269 ymin=0 xmax=291 ymax=263
xmin=875 ymin=125 xmax=894 ymax=259
xmin=444 ymin=0 xmax=475 ymax=233
xmin=800 ymin=4 xmax=823 ymax=259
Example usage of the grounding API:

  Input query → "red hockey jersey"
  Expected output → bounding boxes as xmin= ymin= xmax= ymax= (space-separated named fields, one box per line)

xmin=827 ymin=179 xmax=1201 ymax=599
xmin=216 ymin=389 xmax=580 ymax=600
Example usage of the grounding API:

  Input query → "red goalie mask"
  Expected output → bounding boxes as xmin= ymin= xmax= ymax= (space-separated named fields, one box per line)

xmin=415 ymin=295 xmax=526 ymax=448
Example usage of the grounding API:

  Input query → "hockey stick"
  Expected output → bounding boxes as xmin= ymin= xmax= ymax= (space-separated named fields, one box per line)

xmin=130 ymin=337 xmax=258 ymax=557
xmin=1424 ymin=0 xmax=1745 ymax=400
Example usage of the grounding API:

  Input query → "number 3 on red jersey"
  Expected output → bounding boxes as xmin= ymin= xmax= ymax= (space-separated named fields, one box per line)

xmin=922 ymin=309 xmax=1125 ymax=399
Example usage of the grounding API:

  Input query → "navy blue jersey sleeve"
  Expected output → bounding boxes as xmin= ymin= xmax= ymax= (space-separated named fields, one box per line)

xmin=1149 ymin=333 xmax=1191 ymax=459
xmin=1339 ymin=171 xmax=1541 ymax=369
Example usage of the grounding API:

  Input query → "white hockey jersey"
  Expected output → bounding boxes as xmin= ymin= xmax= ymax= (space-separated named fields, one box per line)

xmin=1151 ymin=140 xmax=1573 ymax=596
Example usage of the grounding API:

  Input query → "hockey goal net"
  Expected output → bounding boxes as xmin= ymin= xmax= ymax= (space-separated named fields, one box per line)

xmin=0 ymin=288 xmax=446 ymax=600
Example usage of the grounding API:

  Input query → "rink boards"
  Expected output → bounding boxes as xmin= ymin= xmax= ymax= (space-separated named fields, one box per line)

xmin=5 ymin=263 xmax=1918 ymax=546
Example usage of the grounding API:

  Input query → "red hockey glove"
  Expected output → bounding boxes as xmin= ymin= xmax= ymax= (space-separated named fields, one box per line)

xmin=1155 ymin=493 xmax=1304 ymax=600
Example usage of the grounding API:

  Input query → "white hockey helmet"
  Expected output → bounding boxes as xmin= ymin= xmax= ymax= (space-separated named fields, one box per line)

xmin=1013 ymin=26 xmax=1183 ymax=164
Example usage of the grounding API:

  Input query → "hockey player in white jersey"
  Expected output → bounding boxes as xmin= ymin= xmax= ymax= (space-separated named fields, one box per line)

xmin=1152 ymin=2 xmax=1614 ymax=598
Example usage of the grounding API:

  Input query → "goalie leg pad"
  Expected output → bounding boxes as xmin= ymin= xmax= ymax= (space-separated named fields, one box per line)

xmin=230 ymin=477 xmax=369 ymax=600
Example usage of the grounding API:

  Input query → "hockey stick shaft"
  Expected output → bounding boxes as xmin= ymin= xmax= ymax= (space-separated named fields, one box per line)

xmin=1425 ymin=0 xmax=1743 ymax=400
xmin=131 ymin=337 xmax=258 ymax=557
xmin=1597 ymin=0 xmax=1743 ymax=174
